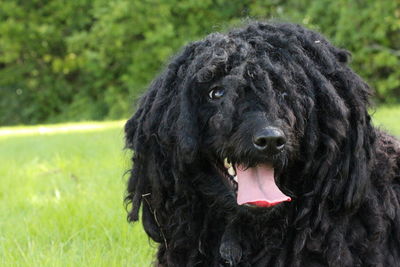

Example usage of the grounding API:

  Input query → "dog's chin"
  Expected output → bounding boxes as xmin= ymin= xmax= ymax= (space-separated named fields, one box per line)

xmin=217 ymin=158 xmax=291 ymax=210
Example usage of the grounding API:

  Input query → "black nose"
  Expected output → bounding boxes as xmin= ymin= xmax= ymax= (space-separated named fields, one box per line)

xmin=253 ymin=127 xmax=286 ymax=152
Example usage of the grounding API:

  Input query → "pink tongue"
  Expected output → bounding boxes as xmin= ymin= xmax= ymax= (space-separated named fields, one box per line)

xmin=236 ymin=164 xmax=291 ymax=207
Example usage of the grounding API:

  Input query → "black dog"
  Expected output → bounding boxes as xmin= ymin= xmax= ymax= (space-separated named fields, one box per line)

xmin=124 ymin=22 xmax=400 ymax=266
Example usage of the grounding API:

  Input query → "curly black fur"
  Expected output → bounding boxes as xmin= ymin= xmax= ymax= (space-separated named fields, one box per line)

xmin=124 ymin=22 xmax=400 ymax=266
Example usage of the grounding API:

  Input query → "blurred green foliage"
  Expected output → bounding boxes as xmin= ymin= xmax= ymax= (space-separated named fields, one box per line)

xmin=0 ymin=0 xmax=399 ymax=125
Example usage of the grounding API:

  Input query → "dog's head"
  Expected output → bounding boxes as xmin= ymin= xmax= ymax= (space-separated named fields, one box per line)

xmin=125 ymin=22 xmax=375 ymax=242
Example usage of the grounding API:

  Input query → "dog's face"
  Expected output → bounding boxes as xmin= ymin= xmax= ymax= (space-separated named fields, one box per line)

xmin=196 ymin=73 xmax=301 ymax=208
xmin=126 ymin=23 xmax=373 ymax=230
xmin=182 ymin=32 xmax=321 ymax=210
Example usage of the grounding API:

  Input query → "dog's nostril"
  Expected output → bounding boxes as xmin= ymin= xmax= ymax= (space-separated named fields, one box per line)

xmin=253 ymin=136 xmax=268 ymax=148
xmin=275 ymin=136 xmax=286 ymax=150
xmin=253 ymin=128 xmax=286 ymax=151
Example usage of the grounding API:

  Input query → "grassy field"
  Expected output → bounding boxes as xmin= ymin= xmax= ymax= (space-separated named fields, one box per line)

xmin=0 ymin=121 xmax=156 ymax=267
xmin=0 ymin=107 xmax=399 ymax=267
xmin=370 ymin=105 xmax=400 ymax=136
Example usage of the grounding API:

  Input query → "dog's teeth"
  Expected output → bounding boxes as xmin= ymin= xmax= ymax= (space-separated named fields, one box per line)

xmin=224 ymin=158 xmax=232 ymax=169
xmin=228 ymin=166 xmax=236 ymax=176
xmin=233 ymin=176 xmax=238 ymax=182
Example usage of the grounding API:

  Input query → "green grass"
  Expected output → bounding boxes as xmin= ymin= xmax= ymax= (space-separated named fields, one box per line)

xmin=0 ymin=106 xmax=399 ymax=267
xmin=0 ymin=122 xmax=156 ymax=267
xmin=370 ymin=105 xmax=400 ymax=136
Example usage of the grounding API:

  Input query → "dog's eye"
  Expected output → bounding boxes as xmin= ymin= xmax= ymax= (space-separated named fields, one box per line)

xmin=208 ymin=87 xmax=225 ymax=100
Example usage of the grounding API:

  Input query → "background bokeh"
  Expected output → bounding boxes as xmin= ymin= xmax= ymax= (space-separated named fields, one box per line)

xmin=1 ymin=1 xmax=399 ymax=266
xmin=0 ymin=0 xmax=399 ymax=126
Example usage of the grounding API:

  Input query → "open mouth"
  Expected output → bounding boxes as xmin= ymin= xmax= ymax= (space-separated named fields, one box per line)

xmin=222 ymin=158 xmax=291 ymax=208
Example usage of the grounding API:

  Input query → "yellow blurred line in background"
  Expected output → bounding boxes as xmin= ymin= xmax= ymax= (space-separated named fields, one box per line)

xmin=0 ymin=120 xmax=125 ymax=137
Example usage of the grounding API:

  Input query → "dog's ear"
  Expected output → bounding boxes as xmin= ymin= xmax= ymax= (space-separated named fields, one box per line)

xmin=124 ymin=44 xmax=200 ymax=242
xmin=335 ymin=109 xmax=375 ymax=211
xmin=125 ymin=95 xmax=173 ymax=246
xmin=327 ymin=74 xmax=374 ymax=211
xmin=302 ymin=68 xmax=374 ymax=214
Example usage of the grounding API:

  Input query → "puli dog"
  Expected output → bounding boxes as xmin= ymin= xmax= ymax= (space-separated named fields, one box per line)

xmin=124 ymin=22 xmax=400 ymax=266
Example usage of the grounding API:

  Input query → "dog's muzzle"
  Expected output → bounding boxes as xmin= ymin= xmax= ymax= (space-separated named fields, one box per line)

xmin=252 ymin=127 xmax=286 ymax=154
